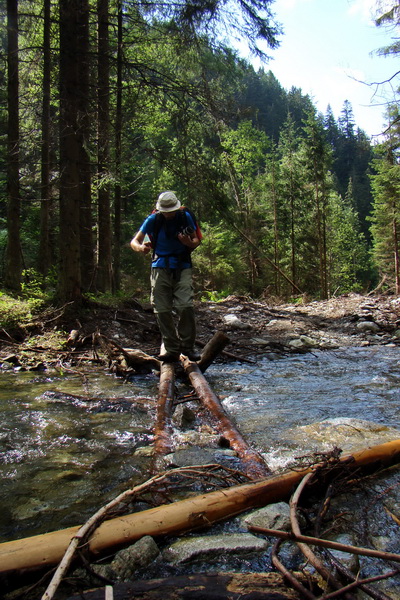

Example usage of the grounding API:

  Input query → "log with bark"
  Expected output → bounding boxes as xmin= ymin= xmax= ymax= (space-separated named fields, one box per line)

xmin=1 ymin=439 xmax=399 ymax=579
xmin=181 ymin=356 xmax=270 ymax=479
xmin=153 ymin=362 xmax=175 ymax=456
xmin=95 ymin=334 xmax=161 ymax=373
xmin=66 ymin=572 xmax=314 ymax=599
xmin=196 ymin=330 xmax=230 ymax=372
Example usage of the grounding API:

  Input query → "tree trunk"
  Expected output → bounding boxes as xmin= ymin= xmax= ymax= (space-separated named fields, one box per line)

xmin=393 ymin=215 xmax=400 ymax=295
xmin=78 ymin=0 xmax=95 ymax=292
xmin=113 ymin=0 xmax=123 ymax=292
xmin=5 ymin=0 xmax=22 ymax=291
xmin=0 ymin=439 xmax=399 ymax=577
xmin=96 ymin=0 xmax=113 ymax=292
xmin=58 ymin=0 xmax=82 ymax=302
xmin=38 ymin=0 xmax=51 ymax=278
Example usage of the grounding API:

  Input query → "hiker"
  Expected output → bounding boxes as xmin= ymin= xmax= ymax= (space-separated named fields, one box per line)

xmin=130 ymin=191 xmax=202 ymax=363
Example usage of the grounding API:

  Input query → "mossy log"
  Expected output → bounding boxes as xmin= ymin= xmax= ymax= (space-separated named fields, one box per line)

xmin=0 ymin=439 xmax=399 ymax=579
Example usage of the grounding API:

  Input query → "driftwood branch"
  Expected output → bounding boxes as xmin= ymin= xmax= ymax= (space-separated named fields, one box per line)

xmin=271 ymin=538 xmax=317 ymax=600
xmin=249 ymin=527 xmax=400 ymax=564
xmin=319 ymin=569 xmax=400 ymax=600
xmin=289 ymin=473 xmax=345 ymax=594
xmin=41 ymin=465 xmax=239 ymax=600
xmin=95 ymin=333 xmax=161 ymax=373
xmin=325 ymin=551 xmax=394 ymax=600
xmin=41 ymin=471 xmax=169 ymax=600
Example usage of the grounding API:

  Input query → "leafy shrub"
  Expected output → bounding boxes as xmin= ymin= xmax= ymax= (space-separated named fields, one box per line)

xmin=0 ymin=293 xmax=34 ymax=329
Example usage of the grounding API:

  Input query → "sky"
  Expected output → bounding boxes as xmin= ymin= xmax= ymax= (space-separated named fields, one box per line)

xmin=245 ymin=0 xmax=399 ymax=139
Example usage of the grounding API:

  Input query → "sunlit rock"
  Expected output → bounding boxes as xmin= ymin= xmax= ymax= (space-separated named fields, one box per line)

xmin=356 ymin=320 xmax=380 ymax=333
xmin=163 ymin=533 xmax=268 ymax=564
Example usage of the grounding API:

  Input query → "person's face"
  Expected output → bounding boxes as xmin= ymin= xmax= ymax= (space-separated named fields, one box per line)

xmin=162 ymin=210 xmax=178 ymax=220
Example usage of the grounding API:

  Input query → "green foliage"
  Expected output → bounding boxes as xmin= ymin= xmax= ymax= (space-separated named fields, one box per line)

xmin=0 ymin=291 xmax=37 ymax=328
xmin=369 ymin=140 xmax=400 ymax=290
xmin=327 ymin=193 xmax=371 ymax=293
xmin=194 ymin=222 xmax=247 ymax=295
xmin=0 ymin=0 xmax=381 ymax=302
xmin=200 ymin=289 xmax=231 ymax=302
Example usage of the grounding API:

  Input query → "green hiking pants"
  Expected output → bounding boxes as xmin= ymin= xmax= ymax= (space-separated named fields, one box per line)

xmin=150 ymin=267 xmax=196 ymax=354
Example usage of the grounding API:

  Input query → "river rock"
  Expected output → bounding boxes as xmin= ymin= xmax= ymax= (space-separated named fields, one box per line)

xmin=111 ymin=535 xmax=160 ymax=580
xmin=290 ymin=418 xmax=400 ymax=451
xmin=223 ymin=314 xmax=251 ymax=329
xmin=287 ymin=335 xmax=320 ymax=349
xmin=241 ymin=502 xmax=291 ymax=532
xmin=356 ymin=320 xmax=380 ymax=333
xmin=173 ymin=405 xmax=197 ymax=429
xmin=163 ymin=533 xmax=268 ymax=565
xmin=326 ymin=533 xmax=359 ymax=574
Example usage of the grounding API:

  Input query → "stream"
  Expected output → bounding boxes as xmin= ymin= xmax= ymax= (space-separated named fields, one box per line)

xmin=1 ymin=345 xmax=400 ymax=544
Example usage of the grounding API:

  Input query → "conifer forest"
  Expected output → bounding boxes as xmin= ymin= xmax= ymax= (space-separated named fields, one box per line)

xmin=1 ymin=0 xmax=400 ymax=305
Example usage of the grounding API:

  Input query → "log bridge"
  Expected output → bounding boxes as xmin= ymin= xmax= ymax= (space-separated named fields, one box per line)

xmin=154 ymin=331 xmax=270 ymax=480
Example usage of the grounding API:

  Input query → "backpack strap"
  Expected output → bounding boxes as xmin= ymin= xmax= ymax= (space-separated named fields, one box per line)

xmin=151 ymin=212 xmax=163 ymax=260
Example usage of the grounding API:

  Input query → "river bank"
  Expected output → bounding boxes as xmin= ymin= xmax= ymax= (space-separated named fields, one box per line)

xmin=1 ymin=293 xmax=400 ymax=369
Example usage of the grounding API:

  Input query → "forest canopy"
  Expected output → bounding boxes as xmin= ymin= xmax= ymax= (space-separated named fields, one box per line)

xmin=1 ymin=0 xmax=400 ymax=304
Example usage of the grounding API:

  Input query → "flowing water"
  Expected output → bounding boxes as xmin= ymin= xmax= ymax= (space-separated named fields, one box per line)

xmin=1 ymin=345 xmax=399 ymax=544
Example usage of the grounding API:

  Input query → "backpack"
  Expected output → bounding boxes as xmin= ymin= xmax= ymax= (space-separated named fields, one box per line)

xmin=150 ymin=207 xmax=202 ymax=260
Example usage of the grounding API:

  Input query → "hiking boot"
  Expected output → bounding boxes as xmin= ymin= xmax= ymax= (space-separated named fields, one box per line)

xmin=157 ymin=351 xmax=180 ymax=363
xmin=182 ymin=349 xmax=201 ymax=361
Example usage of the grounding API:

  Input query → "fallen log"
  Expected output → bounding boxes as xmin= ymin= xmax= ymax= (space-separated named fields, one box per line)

xmin=95 ymin=334 xmax=161 ymax=373
xmin=1 ymin=439 xmax=399 ymax=579
xmin=197 ymin=330 xmax=230 ymax=372
xmin=153 ymin=362 xmax=175 ymax=456
xmin=181 ymin=357 xmax=270 ymax=479
xmin=66 ymin=572 xmax=312 ymax=599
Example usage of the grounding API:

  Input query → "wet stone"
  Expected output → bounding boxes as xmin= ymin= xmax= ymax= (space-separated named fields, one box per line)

xmin=172 ymin=405 xmax=197 ymax=429
xmin=356 ymin=320 xmax=380 ymax=333
xmin=327 ymin=533 xmax=360 ymax=574
xmin=163 ymin=533 xmax=268 ymax=565
xmin=110 ymin=535 xmax=160 ymax=580
xmin=241 ymin=502 xmax=291 ymax=532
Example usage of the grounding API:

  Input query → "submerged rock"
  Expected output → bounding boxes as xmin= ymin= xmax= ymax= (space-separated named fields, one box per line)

xmin=289 ymin=418 xmax=400 ymax=452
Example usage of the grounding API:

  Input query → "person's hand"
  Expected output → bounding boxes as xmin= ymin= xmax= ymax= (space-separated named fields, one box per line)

xmin=177 ymin=233 xmax=193 ymax=247
xmin=178 ymin=233 xmax=200 ymax=249
xmin=141 ymin=242 xmax=152 ymax=254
